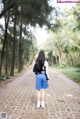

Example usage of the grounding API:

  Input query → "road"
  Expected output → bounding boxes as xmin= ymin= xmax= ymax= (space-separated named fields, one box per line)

xmin=0 ymin=67 xmax=80 ymax=119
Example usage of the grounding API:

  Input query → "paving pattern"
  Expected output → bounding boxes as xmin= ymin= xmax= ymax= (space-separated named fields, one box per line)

xmin=0 ymin=68 xmax=80 ymax=119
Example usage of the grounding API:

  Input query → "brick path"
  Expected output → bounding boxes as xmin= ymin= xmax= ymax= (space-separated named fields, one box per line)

xmin=0 ymin=68 xmax=80 ymax=119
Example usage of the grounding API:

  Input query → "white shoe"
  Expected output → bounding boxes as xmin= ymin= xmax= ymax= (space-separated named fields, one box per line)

xmin=37 ymin=101 xmax=40 ymax=108
xmin=41 ymin=101 xmax=45 ymax=108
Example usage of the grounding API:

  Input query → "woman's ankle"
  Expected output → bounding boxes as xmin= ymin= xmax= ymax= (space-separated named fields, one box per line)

xmin=41 ymin=100 xmax=45 ymax=108
xmin=36 ymin=100 xmax=40 ymax=107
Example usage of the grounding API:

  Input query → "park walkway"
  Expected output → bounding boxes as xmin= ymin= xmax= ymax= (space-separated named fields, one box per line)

xmin=0 ymin=67 xmax=80 ymax=119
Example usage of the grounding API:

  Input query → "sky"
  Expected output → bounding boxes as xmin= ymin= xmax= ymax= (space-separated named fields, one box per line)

xmin=0 ymin=0 xmax=77 ymax=46
xmin=32 ymin=26 xmax=49 ymax=46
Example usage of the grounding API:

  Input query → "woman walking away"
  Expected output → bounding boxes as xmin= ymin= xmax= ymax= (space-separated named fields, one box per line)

xmin=33 ymin=51 xmax=49 ymax=108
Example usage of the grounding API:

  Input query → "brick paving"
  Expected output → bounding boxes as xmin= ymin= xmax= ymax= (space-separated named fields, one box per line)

xmin=0 ymin=68 xmax=80 ymax=119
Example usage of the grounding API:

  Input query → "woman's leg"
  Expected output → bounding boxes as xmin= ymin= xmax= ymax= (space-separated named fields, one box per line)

xmin=36 ymin=90 xmax=41 ymax=107
xmin=41 ymin=89 xmax=45 ymax=101
xmin=41 ymin=89 xmax=46 ymax=107
xmin=37 ymin=90 xmax=41 ymax=101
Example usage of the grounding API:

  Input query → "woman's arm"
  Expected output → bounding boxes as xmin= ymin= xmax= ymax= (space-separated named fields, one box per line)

xmin=44 ymin=61 xmax=49 ymax=80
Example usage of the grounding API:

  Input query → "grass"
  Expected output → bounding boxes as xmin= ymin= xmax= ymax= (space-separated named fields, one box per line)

xmin=61 ymin=67 xmax=80 ymax=83
xmin=52 ymin=65 xmax=80 ymax=83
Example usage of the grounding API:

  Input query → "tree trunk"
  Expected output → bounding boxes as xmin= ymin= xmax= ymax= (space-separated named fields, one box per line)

xmin=0 ymin=12 xmax=9 ymax=75
xmin=18 ymin=18 xmax=23 ymax=72
xmin=5 ymin=40 xmax=8 ymax=74
xmin=58 ymin=49 xmax=62 ymax=69
xmin=5 ymin=12 xmax=10 ymax=74
xmin=10 ymin=14 xmax=16 ymax=76
xmin=0 ymin=40 xmax=5 ymax=76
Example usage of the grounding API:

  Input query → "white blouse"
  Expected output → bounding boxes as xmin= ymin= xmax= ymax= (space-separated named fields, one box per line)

xmin=44 ymin=60 xmax=49 ymax=79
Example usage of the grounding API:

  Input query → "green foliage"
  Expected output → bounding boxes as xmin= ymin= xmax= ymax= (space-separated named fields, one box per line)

xmin=75 ymin=64 xmax=80 ymax=72
xmin=61 ymin=63 xmax=69 ymax=68
xmin=0 ymin=0 xmax=53 ymax=26
xmin=61 ymin=67 xmax=80 ymax=83
xmin=52 ymin=63 xmax=69 ymax=68
xmin=0 ymin=74 xmax=10 ymax=81
xmin=48 ymin=7 xmax=62 ymax=32
xmin=52 ymin=66 xmax=80 ymax=83
xmin=44 ymin=5 xmax=80 ymax=68
xmin=73 ymin=4 xmax=80 ymax=30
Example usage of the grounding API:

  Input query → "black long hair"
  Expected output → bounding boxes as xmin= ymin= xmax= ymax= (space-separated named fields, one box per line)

xmin=36 ymin=51 xmax=45 ymax=68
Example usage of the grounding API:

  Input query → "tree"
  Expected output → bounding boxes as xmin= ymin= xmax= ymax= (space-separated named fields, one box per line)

xmin=0 ymin=0 xmax=53 ymax=76
xmin=0 ymin=0 xmax=10 ymax=75
xmin=43 ymin=6 xmax=80 ymax=67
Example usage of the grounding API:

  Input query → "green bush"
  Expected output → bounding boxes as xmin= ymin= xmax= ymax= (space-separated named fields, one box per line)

xmin=75 ymin=64 xmax=80 ymax=72
xmin=61 ymin=67 xmax=80 ymax=83
xmin=0 ymin=74 xmax=9 ymax=81
xmin=61 ymin=63 xmax=69 ymax=68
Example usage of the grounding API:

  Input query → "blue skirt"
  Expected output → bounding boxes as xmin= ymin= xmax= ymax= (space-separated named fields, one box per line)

xmin=35 ymin=74 xmax=48 ymax=90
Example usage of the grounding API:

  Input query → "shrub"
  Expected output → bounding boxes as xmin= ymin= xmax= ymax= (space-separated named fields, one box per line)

xmin=0 ymin=74 xmax=10 ymax=81
xmin=75 ymin=64 xmax=80 ymax=72
xmin=61 ymin=63 xmax=69 ymax=68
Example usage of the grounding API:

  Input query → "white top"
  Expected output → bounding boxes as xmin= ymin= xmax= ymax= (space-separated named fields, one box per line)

xmin=44 ymin=60 xmax=49 ymax=79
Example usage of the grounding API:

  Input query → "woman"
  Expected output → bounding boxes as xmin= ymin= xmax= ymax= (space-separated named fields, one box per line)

xmin=33 ymin=51 xmax=49 ymax=108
